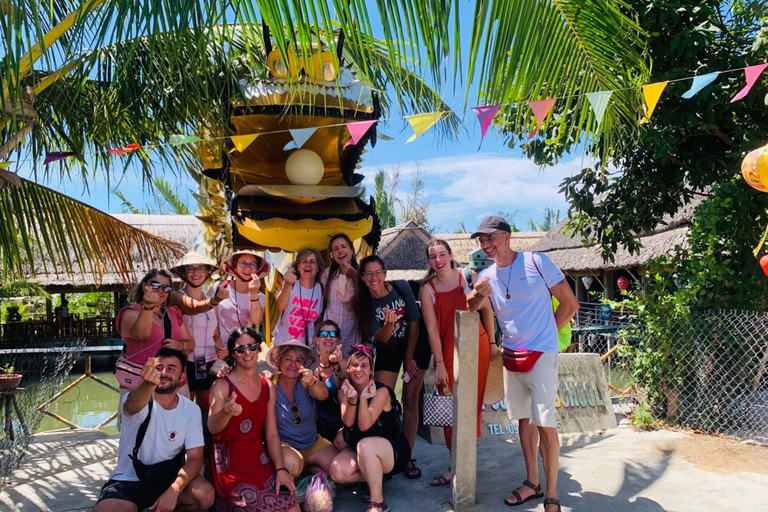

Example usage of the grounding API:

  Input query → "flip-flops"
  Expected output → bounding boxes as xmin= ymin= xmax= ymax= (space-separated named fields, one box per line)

xmin=503 ymin=480 xmax=544 ymax=507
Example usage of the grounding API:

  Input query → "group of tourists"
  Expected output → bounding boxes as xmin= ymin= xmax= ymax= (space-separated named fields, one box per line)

xmin=95 ymin=217 xmax=578 ymax=512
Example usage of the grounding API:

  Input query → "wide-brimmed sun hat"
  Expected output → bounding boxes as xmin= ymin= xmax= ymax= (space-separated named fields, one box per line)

xmin=170 ymin=251 xmax=219 ymax=279
xmin=221 ymin=250 xmax=270 ymax=278
xmin=484 ymin=355 xmax=506 ymax=405
xmin=266 ymin=340 xmax=319 ymax=371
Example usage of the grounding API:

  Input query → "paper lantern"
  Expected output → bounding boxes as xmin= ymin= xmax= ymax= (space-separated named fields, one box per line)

xmin=760 ymin=254 xmax=768 ymax=277
xmin=617 ymin=276 xmax=630 ymax=292
xmin=285 ymin=149 xmax=324 ymax=186
xmin=741 ymin=143 xmax=768 ymax=192
xmin=581 ymin=276 xmax=594 ymax=289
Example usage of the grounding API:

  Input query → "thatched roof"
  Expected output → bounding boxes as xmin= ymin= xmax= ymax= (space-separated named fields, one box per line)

xmin=378 ymin=221 xmax=432 ymax=271
xmin=434 ymin=232 xmax=545 ymax=266
xmin=27 ymin=214 xmax=201 ymax=291
xmin=529 ymin=199 xmax=700 ymax=273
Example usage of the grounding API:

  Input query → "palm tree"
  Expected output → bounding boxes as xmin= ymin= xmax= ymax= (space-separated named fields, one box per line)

xmin=399 ymin=164 xmax=430 ymax=232
xmin=112 ymin=178 xmax=192 ymax=215
xmin=0 ymin=1 xmax=648 ymax=281
xmin=373 ymin=167 xmax=399 ymax=229
xmin=527 ymin=207 xmax=561 ymax=231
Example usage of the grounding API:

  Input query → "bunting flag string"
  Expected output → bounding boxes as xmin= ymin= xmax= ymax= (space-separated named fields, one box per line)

xmin=25 ymin=61 xmax=768 ymax=167
xmin=731 ymin=64 xmax=768 ymax=103
xmin=471 ymin=105 xmax=500 ymax=150
xmin=345 ymin=120 xmax=378 ymax=147
xmin=405 ymin=112 xmax=446 ymax=143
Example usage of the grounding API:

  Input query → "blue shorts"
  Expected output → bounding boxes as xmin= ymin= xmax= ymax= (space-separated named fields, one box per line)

xmin=96 ymin=479 xmax=163 ymax=510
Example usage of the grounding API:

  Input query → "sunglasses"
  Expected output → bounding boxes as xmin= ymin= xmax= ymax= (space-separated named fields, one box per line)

xmin=289 ymin=403 xmax=302 ymax=426
xmin=316 ymin=330 xmax=339 ymax=339
xmin=239 ymin=261 xmax=260 ymax=269
xmin=348 ymin=344 xmax=374 ymax=359
xmin=184 ymin=265 xmax=210 ymax=273
xmin=149 ymin=280 xmax=173 ymax=293
xmin=233 ymin=342 xmax=260 ymax=354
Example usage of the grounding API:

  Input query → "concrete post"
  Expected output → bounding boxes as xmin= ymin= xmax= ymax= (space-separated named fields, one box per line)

xmin=451 ymin=310 xmax=479 ymax=512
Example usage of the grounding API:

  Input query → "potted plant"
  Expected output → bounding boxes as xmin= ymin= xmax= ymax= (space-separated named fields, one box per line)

xmin=0 ymin=364 xmax=22 ymax=391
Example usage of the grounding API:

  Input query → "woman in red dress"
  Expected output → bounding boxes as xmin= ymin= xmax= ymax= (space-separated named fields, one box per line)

xmin=208 ymin=326 xmax=299 ymax=512
xmin=420 ymin=239 xmax=501 ymax=486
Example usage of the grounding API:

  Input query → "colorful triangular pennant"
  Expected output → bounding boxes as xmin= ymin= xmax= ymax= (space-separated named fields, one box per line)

xmin=405 ymin=112 xmax=445 ymax=143
xmin=527 ymin=98 xmax=556 ymax=140
xmin=0 ymin=161 xmax=14 ymax=170
xmin=640 ymin=81 xmax=669 ymax=124
xmin=681 ymin=72 xmax=720 ymax=99
xmin=168 ymin=134 xmax=202 ymax=146
xmin=731 ymin=64 xmax=768 ymax=103
xmin=283 ymin=128 xmax=318 ymax=151
xmin=585 ymin=91 xmax=613 ymax=129
xmin=44 ymin=151 xmax=81 ymax=164
xmin=344 ymin=120 xmax=377 ymax=148
xmin=471 ymin=105 xmax=500 ymax=150
xmin=229 ymin=134 xmax=259 ymax=154
xmin=109 ymin=144 xmax=141 ymax=157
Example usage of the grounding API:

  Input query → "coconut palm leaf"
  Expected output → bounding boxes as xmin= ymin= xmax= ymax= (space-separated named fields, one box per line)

xmin=0 ymin=176 xmax=185 ymax=283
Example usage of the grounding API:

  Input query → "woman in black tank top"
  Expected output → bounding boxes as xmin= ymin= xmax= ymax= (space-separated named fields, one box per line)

xmin=327 ymin=345 xmax=410 ymax=512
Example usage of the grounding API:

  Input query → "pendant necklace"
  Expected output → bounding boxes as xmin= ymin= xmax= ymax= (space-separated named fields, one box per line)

xmin=501 ymin=253 xmax=519 ymax=300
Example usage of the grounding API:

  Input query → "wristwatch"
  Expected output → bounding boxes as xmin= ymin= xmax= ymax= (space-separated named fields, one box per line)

xmin=475 ymin=290 xmax=484 ymax=298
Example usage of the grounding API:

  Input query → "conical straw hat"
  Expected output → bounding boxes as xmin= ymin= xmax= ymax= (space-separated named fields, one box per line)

xmin=221 ymin=250 xmax=270 ymax=278
xmin=170 ymin=251 xmax=219 ymax=278
xmin=484 ymin=355 xmax=505 ymax=405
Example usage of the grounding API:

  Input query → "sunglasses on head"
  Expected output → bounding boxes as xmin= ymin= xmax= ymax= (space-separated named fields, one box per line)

xmin=289 ymin=403 xmax=302 ymax=426
xmin=149 ymin=280 xmax=173 ymax=293
xmin=233 ymin=342 xmax=260 ymax=354
xmin=317 ymin=330 xmax=339 ymax=339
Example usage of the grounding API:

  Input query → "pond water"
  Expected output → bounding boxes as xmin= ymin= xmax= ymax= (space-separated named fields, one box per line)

xmin=37 ymin=371 xmax=120 ymax=435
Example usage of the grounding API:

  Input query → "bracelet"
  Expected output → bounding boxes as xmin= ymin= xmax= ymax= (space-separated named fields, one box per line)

xmin=347 ymin=400 xmax=358 ymax=406
xmin=250 ymin=297 xmax=260 ymax=302
xmin=475 ymin=291 xmax=484 ymax=298
xmin=435 ymin=360 xmax=444 ymax=365
xmin=210 ymin=297 xmax=220 ymax=307
xmin=405 ymin=357 xmax=415 ymax=362
xmin=180 ymin=340 xmax=187 ymax=351
xmin=275 ymin=467 xmax=288 ymax=474
xmin=307 ymin=377 xmax=317 ymax=388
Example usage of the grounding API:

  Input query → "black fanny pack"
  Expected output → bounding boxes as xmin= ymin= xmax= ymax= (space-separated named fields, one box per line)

xmin=129 ymin=398 xmax=185 ymax=491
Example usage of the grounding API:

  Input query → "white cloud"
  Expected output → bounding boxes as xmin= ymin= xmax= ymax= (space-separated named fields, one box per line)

xmin=361 ymin=153 xmax=589 ymax=232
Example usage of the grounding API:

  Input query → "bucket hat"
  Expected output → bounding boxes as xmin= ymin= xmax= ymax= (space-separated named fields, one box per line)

xmin=170 ymin=251 xmax=219 ymax=279
xmin=221 ymin=250 xmax=270 ymax=278
xmin=266 ymin=340 xmax=319 ymax=371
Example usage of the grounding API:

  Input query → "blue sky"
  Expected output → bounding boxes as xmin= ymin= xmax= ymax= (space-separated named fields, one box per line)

xmin=16 ymin=3 xmax=581 ymax=235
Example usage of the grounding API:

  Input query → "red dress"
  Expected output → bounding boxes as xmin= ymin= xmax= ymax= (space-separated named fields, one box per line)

xmin=427 ymin=271 xmax=490 ymax=451
xmin=211 ymin=376 xmax=297 ymax=512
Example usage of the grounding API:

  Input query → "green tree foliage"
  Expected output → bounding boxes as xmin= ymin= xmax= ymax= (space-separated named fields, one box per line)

xmin=373 ymin=167 xmax=399 ymax=229
xmin=527 ymin=207 xmax=561 ymax=231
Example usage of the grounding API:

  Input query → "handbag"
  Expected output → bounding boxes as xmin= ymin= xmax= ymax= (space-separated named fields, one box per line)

xmin=502 ymin=347 xmax=543 ymax=373
xmin=129 ymin=398 xmax=185 ymax=492
xmin=422 ymin=388 xmax=453 ymax=427
xmin=116 ymin=308 xmax=172 ymax=389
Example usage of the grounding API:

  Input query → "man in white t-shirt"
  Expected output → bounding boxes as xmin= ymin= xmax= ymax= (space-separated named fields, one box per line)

xmin=467 ymin=216 xmax=578 ymax=512
xmin=94 ymin=348 xmax=214 ymax=512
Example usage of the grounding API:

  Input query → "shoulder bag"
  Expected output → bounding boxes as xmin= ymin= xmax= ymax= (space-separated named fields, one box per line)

xmin=422 ymin=388 xmax=453 ymax=427
xmin=115 ymin=309 xmax=172 ymax=389
xmin=129 ymin=398 xmax=185 ymax=493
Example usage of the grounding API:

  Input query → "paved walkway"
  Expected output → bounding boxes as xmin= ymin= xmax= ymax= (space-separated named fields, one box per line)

xmin=2 ymin=426 xmax=766 ymax=512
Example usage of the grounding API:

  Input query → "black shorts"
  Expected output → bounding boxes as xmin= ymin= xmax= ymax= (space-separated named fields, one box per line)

xmin=374 ymin=335 xmax=431 ymax=374
xmin=386 ymin=436 xmax=412 ymax=477
xmin=185 ymin=360 xmax=216 ymax=391
xmin=96 ymin=479 xmax=163 ymax=511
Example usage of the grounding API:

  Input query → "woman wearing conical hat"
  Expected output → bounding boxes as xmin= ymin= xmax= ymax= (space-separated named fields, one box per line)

xmin=216 ymin=250 xmax=270 ymax=346
xmin=169 ymin=251 xmax=227 ymax=406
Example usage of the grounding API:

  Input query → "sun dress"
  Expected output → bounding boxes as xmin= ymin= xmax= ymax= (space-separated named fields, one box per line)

xmin=211 ymin=376 xmax=298 ymax=512
xmin=425 ymin=270 xmax=490 ymax=451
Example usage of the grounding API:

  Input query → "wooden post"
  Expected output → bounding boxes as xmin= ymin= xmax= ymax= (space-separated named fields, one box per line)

xmin=451 ymin=310 xmax=479 ymax=512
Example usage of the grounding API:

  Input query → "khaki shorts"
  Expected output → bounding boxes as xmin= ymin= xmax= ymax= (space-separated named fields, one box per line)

xmin=283 ymin=435 xmax=334 ymax=461
xmin=503 ymin=351 xmax=558 ymax=428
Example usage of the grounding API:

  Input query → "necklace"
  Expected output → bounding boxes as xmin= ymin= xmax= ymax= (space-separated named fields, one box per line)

xmin=500 ymin=253 xmax=519 ymax=300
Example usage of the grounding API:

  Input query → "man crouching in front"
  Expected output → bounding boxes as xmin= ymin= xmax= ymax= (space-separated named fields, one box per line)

xmin=93 ymin=348 xmax=214 ymax=512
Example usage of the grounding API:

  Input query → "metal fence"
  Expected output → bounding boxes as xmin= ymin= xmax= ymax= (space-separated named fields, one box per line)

xmin=594 ymin=309 xmax=768 ymax=444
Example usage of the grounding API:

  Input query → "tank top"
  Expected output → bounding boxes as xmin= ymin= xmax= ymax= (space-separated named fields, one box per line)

xmin=179 ymin=288 xmax=217 ymax=362
xmin=342 ymin=382 xmax=404 ymax=450
xmin=274 ymin=376 xmax=317 ymax=450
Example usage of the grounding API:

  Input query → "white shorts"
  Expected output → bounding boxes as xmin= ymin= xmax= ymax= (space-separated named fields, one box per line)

xmin=503 ymin=351 xmax=558 ymax=428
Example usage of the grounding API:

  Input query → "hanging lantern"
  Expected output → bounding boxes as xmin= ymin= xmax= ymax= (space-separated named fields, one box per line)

xmin=581 ymin=276 xmax=594 ymax=289
xmin=760 ymin=254 xmax=768 ymax=277
xmin=617 ymin=276 xmax=630 ymax=292
xmin=741 ymin=143 xmax=768 ymax=192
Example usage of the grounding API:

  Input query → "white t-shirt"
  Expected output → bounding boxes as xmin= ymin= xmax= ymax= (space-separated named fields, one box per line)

xmin=181 ymin=287 xmax=217 ymax=362
xmin=110 ymin=393 xmax=204 ymax=482
xmin=477 ymin=252 xmax=564 ymax=353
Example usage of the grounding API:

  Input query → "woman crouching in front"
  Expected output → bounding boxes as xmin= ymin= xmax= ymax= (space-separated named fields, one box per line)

xmin=207 ymin=327 xmax=298 ymax=512
xmin=330 ymin=345 xmax=410 ymax=512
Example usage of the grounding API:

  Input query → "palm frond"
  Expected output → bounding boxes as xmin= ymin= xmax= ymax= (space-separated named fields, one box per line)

xmin=0 ymin=176 xmax=185 ymax=284
xmin=154 ymin=177 xmax=191 ymax=215
xmin=111 ymin=189 xmax=144 ymax=214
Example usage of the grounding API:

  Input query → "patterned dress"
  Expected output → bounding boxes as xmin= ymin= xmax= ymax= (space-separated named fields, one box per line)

xmin=211 ymin=376 xmax=297 ymax=512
